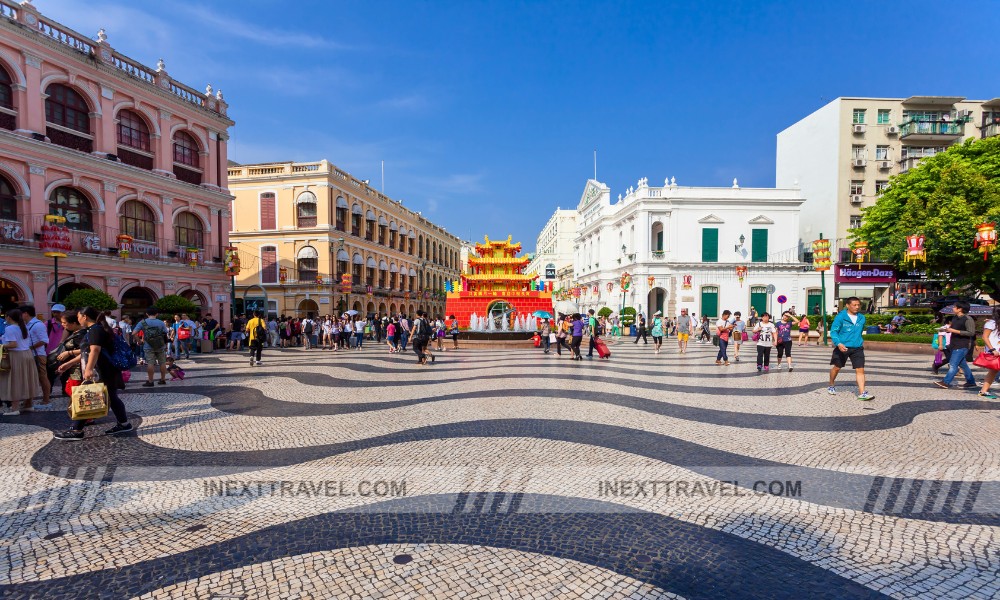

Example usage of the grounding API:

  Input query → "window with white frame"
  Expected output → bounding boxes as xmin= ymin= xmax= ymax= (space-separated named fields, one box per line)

xmin=852 ymin=109 xmax=866 ymax=124
xmin=850 ymin=181 xmax=864 ymax=196
xmin=875 ymin=145 xmax=889 ymax=160
xmin=849 ymin=215 xmax=862 ymax=229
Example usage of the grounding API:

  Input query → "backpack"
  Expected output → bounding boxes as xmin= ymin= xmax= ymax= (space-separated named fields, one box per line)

xmin=104 ymin=331 xmax=138 ymax=371
xmin=141 ymin=320 xmax=167 ymax=351
xmin=414 ymin=318 xmax=429 ymax=340
xmin=254 ymin=319 xmax=267 ymax=342
xmin=304 ymin=320 xmax=314 ymax=335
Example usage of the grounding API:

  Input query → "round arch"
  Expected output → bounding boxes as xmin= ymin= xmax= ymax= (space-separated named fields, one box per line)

xmin=43 ymin=179 xmax=105 ymax=212
xmin=389 ymin=303 xmax=397 ymax=315
xmin=52 ymin=280 xmax=93 ymax=304
xmin=352 ymin=301 xmax=363 ymax=313
xmin=0 ymin=275 xmax=30 ymax=311
xmin=40 ymin=76 xmax=101 ymax=115
xmin=180 ymin=288 xmax=209 ymax=310
xmin=116 ymin=193 xmax=164 ymax=223
xmin=121 ymin=286 xmax=158 ymax=320
xmin=168 ymin=123 xmax=208 ymax=152
xmin=112 ymin=102 xmax=162 ymax=137
xmin=171 ymin=206 xmax=212 ymax=232
xmin=366 ymin=301 xmax=375 ymax=316
xmin=0 ymin=47 xmax=27 ymax=89
xmin=0 ymin=161 xmax=29 ymax=196
xmin=298 ymin=298 xmax=319 ymax=318
xmin=647 ymin=286 xmax=668 ymax=317
xmin=408 ymin=303 xmax=415 ymax=315
xmin=378 ymin=302 xmax=387 ymax=315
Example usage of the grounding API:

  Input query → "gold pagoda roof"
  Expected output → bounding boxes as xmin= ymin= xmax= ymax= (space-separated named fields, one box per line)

xmin=476 ymin=234 xmax=522 ymax=253
xmin=463 ymin=273 xmax=536 ymax=281
xmin=468 ymin=256 xmax=529 ymax=265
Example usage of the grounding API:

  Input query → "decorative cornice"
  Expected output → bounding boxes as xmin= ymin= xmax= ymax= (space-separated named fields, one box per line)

xmin=28 ymin=164 xmax=45 ymax=175
xmin=22 ymin=52 xmax=42 ymax=69
xmin=103 ymin=181 xmax=117 ymax=192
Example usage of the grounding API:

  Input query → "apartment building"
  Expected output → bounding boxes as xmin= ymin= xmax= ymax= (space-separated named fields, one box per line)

xmin=0 ymin=1 xmax=234 ymax=320
xmin=228 ymin=160 xmax=461 ymax=318
xmin=776 ymin=96 xmax=999 ymax=256
xmin=526 ymin=208 xmax=577 ymax=284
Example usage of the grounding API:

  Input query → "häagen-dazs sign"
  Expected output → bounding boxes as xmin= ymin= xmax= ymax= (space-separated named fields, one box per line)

xmin=834 ymin=263 xmax=897 ymax=284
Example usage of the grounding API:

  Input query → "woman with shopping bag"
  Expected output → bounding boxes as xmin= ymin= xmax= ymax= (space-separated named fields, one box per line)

xmin=1 ymin=309 xmax=41 ymax=416
xmin=974 ymin=307 xmax=1000 ymax=400
xmin=53 ymin=307 xmax=132 ymax=440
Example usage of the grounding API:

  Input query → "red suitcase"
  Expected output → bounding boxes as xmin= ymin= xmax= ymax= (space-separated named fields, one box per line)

xmin=594 ymin=338 xmax=611 ymax=359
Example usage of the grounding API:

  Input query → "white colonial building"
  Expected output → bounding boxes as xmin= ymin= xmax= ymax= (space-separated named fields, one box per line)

xmin=526 ymin=208 xmax=577 ymax=284
xmin=573 ymin=177 xmax=823 ymax=320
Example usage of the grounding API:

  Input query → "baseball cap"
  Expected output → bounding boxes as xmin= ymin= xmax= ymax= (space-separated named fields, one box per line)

xmin=51 ymin=304 xmax=66 ymax=312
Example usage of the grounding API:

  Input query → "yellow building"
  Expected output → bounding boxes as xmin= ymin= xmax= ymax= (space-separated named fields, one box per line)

xmin=228 ymin=160 xmax=461 ymax=318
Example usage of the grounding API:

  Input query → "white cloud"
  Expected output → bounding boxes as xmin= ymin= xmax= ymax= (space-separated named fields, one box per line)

xmin=175 ymin=3 xmax=350 ymax=50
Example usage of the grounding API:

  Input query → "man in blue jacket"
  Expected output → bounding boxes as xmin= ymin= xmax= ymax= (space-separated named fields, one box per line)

xmin=828 ymin=296 xmax=874 ymax=401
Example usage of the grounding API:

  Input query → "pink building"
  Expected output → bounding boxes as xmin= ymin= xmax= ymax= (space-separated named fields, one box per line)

xmin=0 ymin=1 xmax=234 ymax=322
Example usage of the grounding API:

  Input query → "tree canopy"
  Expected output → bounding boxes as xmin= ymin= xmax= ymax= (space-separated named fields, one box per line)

xmin=853 ymin=136 xmax=1000 ymax=300
xmin=62 ymin=288 xmax=117 ymax=311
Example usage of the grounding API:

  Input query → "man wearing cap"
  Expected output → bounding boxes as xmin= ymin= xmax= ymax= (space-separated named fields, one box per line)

xmin=650 ymin=310 xmax=664 ymax=354
xmin=46 ymin=304 xmax=67 ymax=354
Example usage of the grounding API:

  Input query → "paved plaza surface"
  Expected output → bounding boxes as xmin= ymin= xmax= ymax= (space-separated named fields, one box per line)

xmin=1 ymin=340 xmax=999 ymax=599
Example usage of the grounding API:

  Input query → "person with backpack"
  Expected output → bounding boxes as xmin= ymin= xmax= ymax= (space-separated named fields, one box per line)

xmin=934 ymin=301 xmax=978 ymax=391
xmin=245 ymin=310 xmax=267 ymax=366
xmin=633 ymin=313 xmax=648 ymax=345
xmin=53 ymin=306 xmax=132 ymax=440
xmin=731 ymin=312 xmax=746 ymax=362
xmin=715 ymin=310 xmax=732 ymax=365
xmin=410 ymin=310 xmax=434 ymax=365
xmin=133 ymin=307 xmax=170 ymax=387
xmin=301 ymin=315 xmax=316 ymax=350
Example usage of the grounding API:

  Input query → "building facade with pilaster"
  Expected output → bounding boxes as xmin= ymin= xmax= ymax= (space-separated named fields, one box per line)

xmin=572 ymin=177 xmax=817 ymax=320
xmin=228 ymin=160 xmax=461 ymax=319
xmin=0 ymin=1 xmax=235 ymax=322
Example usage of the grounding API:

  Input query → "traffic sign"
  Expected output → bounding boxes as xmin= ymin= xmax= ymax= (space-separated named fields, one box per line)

xmin=777 ymin=294 xmax=787 ymax=304
xmin=766 ymin=284 xmax=776 ymax=295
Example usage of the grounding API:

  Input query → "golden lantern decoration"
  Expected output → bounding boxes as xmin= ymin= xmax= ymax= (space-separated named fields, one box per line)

xmin=40 ymin=215 xmax=69 ymax=258
xmin=606 ymin=282 xmax=613 ymax=293
xmin=279 ymin=266 xmax=288 ymax=284
xmin=647 ymin=275 xmax=655 ymax=287
xmin=904 ymin=234 xmax=926 ymax=266
xmin=851 ymin=240 xmax=869 ymax=264
xmin=682 ymin=275 xmax=692 ymax=290
xmin=620 ymin=272 xmax=632 ymax=291
xmin=224 ymin=246 xmax=241 ymax=276
xmin=811 ymin=239 xmax=831 ymax=271
xmin=187 ymin=247 xmax=199 ymax=267
xmin=316 ymin=274 xmax=324 ymax=288
xmin=974 ymin=222 xmax=997 ymax=261
xmin=735 ymin=265 xmax=748 ymax=287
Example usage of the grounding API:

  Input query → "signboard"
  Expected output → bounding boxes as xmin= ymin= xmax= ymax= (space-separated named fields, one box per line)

xmin=765 ymin=284 xmax=776 ymax=295
xmin=834 ymin=263 xmax=897 ymax=284
xmin=244 ymin=297 xmax=267 ymax=313
xmin=215 ymin=294 xmax=228 ymax=302
xmin=545 ymin=264 xmax=556 ymax=279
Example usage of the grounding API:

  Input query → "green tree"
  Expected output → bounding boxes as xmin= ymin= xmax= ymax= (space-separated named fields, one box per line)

xmin=63 ymin=288 xmax=117 ymax=311
xmin=620 ymin=306 xmax=636 ymax=326
xmin=597 ymin=306 xmax=613 ymax=318
xmin=154 ymin=294 xmax=198 ymax=318
xmin=854 ymin=136 xmax=1000 ymax=300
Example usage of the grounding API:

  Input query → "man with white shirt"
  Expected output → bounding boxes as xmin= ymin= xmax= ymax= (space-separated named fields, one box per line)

xmin=20 ymin=304 xmax=50 ymax=408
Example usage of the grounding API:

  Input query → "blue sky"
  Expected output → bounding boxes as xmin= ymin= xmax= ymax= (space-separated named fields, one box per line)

xmin=41 ymin=1 xmax=1000 ymax=248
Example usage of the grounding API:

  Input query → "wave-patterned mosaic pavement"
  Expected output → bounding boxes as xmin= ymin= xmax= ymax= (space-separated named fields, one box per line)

xmin=1 ymin=341 xmax=999 ymax=599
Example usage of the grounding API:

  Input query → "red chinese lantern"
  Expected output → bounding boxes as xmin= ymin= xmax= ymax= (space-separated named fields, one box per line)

xmin=316 ymin=274 xmax=324 ymax=288
xmin=682 ymin=275 xmax=692 ymax=290
xmin=647 ymin=275 xmax=655 ymax=287
xmin=904 ymin=234 xmax=926 ymax=266
xmin=40 ymin=215 xmax=69 ymax=258
xmin=117 ymin=234 xmax=133 ymax=259
xmin=279 ymin=267 xmax=288 ymax=284
xmin=974 ymin=222 xmax=997 ymax=261
xmin=606 ymin=282 xmax=613 ymax=292
xmin=187 ymin=247 xmax=199 ymax=267
xmin=592 ymin=285 xmax=598 ymax=295
xmin=735 ymin=265 xmax=748 ymax=287
xmin=852 ymin=240 xmax=869 ymax=264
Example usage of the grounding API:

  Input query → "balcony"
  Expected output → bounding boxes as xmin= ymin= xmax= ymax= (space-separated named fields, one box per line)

xmin=117 ymin=147 xmax=154 ymax=170
xmin=0 ymin=213 xmax=213 ymax=268
xmin=651 ymin=250 xmax=665 ymax=260
xmin=982 ymin=122 xmax=1000 ymax=139
xmin=899 ymin=119 xmax=964 ymax=142
xmin=898 ymin=156 xmax=928 ymax=174
xmin=46 ymin=126 xmax=93 ymax=153
xmin=173 ymin=165 xmax=203 ymax=185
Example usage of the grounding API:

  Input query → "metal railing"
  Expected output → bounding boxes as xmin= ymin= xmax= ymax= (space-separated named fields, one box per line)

xmin=899 ymin=120 xmax=964 ymax=138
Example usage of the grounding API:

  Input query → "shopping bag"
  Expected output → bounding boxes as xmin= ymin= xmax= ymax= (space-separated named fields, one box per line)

xmin=932 ymin=351 xmax=946 ymax=369
xmin=972 ymin=351 xmax=1000 ymax=371
xmin=548 ymin=333 xmax=557 ymax=343
xmin=178 ymin=327 xmax=192 ymax=340
xmin=0 ymin=346 xmax=8 ymax=372
xmin=69 ymin=379 xmax=109 ymax=420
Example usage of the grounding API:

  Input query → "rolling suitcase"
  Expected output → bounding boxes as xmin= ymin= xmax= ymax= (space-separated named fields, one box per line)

xmin=594 ymin=338 xmax=611 ymax=359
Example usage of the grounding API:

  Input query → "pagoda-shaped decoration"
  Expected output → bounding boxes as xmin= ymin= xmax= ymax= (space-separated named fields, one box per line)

xmin=445 ymin=234 xmax=554 ymax=329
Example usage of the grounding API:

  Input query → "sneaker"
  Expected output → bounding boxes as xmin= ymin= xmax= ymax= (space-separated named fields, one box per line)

xmin=827 ymin=386 xmax=837 ymax=395
xmin=857 ymin=391 xmax=875 ymax=401
xmin=105 ymin=422 xmax=134 ymax=435
xmin=54 ymin=429 xmax=85 ymax=440
xmin=142 ymin=381 xmax=154 ymax=388
xmin=788 ymin=366 xmax=794 ymax=372
xmin=933 ymin=381 xmax=949 ymax=389
xmin=962 ymin=382 xmax=978 ymax=389
xmin=978 ymin=391 xmax=998 ymax=399
xmin=2 ymin=410 xmax=20 ymax=416
xmin=255 ymin=361 xmax=262 ymax=366
xmin=757 ymin=366 xmax=762 ymax=372
xmin=763 ymin=366 xmax=769 ymax=373
xmin=158 ymin=380 xmax=167 ymax=385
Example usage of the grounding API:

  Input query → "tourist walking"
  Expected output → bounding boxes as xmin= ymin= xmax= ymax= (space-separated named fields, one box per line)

xmin=555 ymin=315 xmax=572 ymax=356
xmin=540 ymin=318 xmax=552 ymax=354
xmin=586 ymin=309 xmax=599 ymax=358
xmin=410 ymin=310 xmax=433 ymax=365
xmin=698 ymin=316 xmax=712 ymax=343
xmin=21 ymin=305 xmax=50 ymax=408
xmin=1 ymin=309 xmax=41 ymax=415
xmin=828 ymin=297 xmax=874 ymax=400
xmin=53 ymin=306 xmax=132 ymax=440
xmin=731 ymin=312 xmax=745 ymax=362
xmin=386 ymin=319 xmax=398 ymax=353
xmin=676 ymin=309 xmax=694 ymax=353
xmin=448 ymin=315 xmax=460 ymax=350
xmin=52 ymin=309 xmax=87 ymax=398
xmin=797 ymin=314 xmax=811 ymax=346
xmin=633 ymin=313 xmax=648 ymax=345
xmin=775 ymin=312 xmax=794 ymax=370
xmin=354 ymin=317 xmax=365 ymax=349
xmin=934 ymin=300 xmax=978 ymax=391
xmin=753 ymin=312 xmax=777 ymax=373
xmin=570 ymin=313 xmax=584 ymax=360
xmin=133 ymin=308 xmax=169 ymax=387
xmin=650 ymin=311 xmax=664 ymax=354
xmin=976 ymin=307 xmax=1000 ymax=399
xmin=715 ymin=310 xmax=732 ymax=365
xmin=245 ymin=310 xmax=266 ymax=366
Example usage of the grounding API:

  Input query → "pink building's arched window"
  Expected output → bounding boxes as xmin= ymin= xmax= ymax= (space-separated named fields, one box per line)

xmin=49 ymin=186 xmax=93 ymax=232
xmin=45 ymin=84 xmax=92 ymax=152
xmin=173 ymin=131 xmax=200 ymax=167
xmin=119 ymin=200 xmax=156 ymax=241
xmin=174 ymin=211 xmax=204 ymax=248
xmin=0 ymin=173 xmax=16 ymax=221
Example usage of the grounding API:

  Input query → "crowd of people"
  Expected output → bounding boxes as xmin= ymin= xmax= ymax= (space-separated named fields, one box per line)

xmin=2 ymin=296 xmax=998 ymax=444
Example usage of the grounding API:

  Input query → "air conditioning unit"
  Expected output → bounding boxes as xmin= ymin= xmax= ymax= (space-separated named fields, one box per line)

xmin=886 ymin=125 xmax=899 ymax=135
xmin=850 ymin=195 xmax=863 ymax=204
xmin=853 ymin=124 xmax=866 ymax=133
xmin=956 ymin=109 xmax=972 ymax=121
xmin=879 ymin=160 xmax=892 ymax=170
xmin=852 ymin=158 xmax=867 ymax=167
